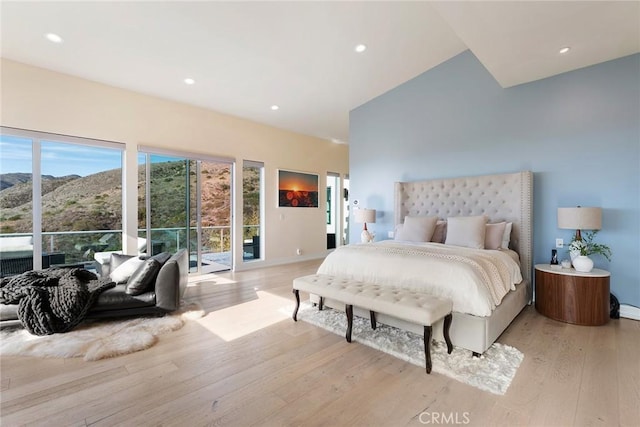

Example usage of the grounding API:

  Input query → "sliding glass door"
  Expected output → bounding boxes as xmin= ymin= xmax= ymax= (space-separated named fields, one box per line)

xmin=138 ymin=149 xmax=233 ymax=274
xmin=198 ymin=160 xmax=232 ymax=273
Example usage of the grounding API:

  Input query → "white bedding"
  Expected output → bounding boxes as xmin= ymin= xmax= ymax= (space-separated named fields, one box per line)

xmin=317 ymin=240 xmax=523 ymax=317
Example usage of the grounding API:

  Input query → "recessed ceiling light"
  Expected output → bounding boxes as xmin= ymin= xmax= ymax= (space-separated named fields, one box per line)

xmin=270 ymin=105 xmax=279 ymax=111
xmin=45 ymin=33 xmax=63 ymax=43
xmin=559 ymin=46 xmax=571 ymax=54
xmin=354 ymin=44 xmax=367 ymax=53
xmin=184 ymin=78 xmax=195 ymax=85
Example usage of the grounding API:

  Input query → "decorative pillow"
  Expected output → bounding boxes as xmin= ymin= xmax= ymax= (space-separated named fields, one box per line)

xmin=394 ymin=216 xmax=438 ymax=242
xmin=125 ymin=258 xmax=161 ymax=295
xmin=485 ymin=222 xmax=507 ymax=250
xmin=502 ymin=222 xmax=513 ymax=249
xmin=444 ymin=215 xmax=488 ymax=249
xmin=137 ymin=237 xmax=148 ymax=252
xmin=109 ymin=256 xmax=145 ymax=284
xmin=109 ymin=253 xmax=136 ymax=271
xmin=144 ymin=251 xmax=171 ymax=266
xmin=431 ymin=220 xmax=447 ymax=243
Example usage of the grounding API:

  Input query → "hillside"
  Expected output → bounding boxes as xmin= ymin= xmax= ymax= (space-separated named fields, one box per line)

xmin=0 ymin=162 xmax=254 ymax=236
xmin=0 ymin=174 xmax=80 ymax=208
xmin=0 ymin=169 xmax=122 ymax=233
xmin=0 ymin=173 xmax=79 ymax=190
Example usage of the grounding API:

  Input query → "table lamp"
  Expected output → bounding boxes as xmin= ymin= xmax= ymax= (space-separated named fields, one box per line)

xmin=557 ymin=206 xmax=602 ymax=241
xmin=354 ymin=208 xmax=376 ymax=243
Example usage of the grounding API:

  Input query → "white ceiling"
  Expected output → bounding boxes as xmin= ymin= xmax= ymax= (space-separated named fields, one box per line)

xmin=2 ymin=1 xmax=639 ymax=144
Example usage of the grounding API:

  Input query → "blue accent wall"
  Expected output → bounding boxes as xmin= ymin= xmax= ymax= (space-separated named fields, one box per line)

xmin=349 ymin=51 xmax=639 ymax=307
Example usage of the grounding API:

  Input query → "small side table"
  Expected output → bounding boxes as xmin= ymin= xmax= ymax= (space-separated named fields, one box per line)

xmin=535 ymin=264 xmax=610 ymax=326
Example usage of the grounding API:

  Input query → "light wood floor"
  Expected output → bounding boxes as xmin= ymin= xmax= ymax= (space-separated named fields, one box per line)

xmin=1 ymin=259 xmax=638 ymax=426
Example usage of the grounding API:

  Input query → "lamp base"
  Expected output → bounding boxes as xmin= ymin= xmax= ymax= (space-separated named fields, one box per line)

xmin=361 ymin=229 xmax=373 ymax=243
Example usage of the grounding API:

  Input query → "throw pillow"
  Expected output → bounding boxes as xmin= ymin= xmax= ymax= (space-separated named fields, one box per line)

xmin=395 ymin=216 xmax=438 ymax=242
xmin=431 ymin=220 xmax=447 ymax=243
xmin=150 ymin=251 xmax=171 ymax=266
xmin=445 ymin=215 xmax=488 ymax=249
xmin=502 ymin=222 xmax=513 ymax=249
xmin=125 ymin=258 xmax=161 ymax=296
xmin=109 ymin=256 xmax=145 ymax=284
xmin=110 ymin=253 xmax=136 ymax=271
xmin=485 ymin=222 xmax=507 ymax=250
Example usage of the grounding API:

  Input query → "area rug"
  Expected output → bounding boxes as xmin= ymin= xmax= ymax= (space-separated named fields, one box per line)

xmin=294 ymin=303 xmax=523 ymax=395
xmin=0 ymin=303 xmax=204 ymax=361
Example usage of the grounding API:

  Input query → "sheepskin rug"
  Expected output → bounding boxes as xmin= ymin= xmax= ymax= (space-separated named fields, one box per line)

xmin=0 ymin=303 xmax=204 ymax=361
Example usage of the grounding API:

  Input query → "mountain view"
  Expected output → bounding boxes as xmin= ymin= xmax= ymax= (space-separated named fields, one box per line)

xmin=1 ymin=161 xmax=259 ymax=258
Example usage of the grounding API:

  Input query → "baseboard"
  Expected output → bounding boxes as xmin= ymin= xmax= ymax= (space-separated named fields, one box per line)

xmin=620 ymin=304 xmax=640 ymax=321
xmin=233 ymin=253 xmax=326 ymax=271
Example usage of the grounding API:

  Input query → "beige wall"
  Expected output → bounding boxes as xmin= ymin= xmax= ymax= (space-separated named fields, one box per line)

xmin=0 ymin=58 xmax=349 ymax=269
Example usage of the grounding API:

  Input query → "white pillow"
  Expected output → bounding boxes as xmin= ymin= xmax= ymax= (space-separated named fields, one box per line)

xmin=394 ymin=216 xmax=438 ymax=242
xmin=109 ymin=256 xmax=145 ymax=284
xmin=502 ymin=222 xmax=513 ymax=249
xmin=445 ymin=215 xmax=488 ymax=249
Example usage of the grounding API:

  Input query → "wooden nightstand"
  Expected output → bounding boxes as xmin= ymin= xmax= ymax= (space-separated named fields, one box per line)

xmin=535 ymin=264 xmax=610 ymax=326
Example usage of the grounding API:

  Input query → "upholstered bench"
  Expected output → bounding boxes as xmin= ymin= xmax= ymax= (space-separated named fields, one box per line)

xmin=292 ymin=274 xmax=453 ymax=374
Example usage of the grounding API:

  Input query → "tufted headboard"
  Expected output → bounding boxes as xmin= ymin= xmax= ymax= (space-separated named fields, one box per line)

xmin=394 ymin=171 xmax=533 ymax=283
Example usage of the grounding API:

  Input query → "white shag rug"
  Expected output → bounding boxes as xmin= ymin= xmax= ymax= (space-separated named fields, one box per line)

xmin=296 ymin=303 xmax=523 ymax=395
xmin=0 ymin=303 xmax=204 ymax=361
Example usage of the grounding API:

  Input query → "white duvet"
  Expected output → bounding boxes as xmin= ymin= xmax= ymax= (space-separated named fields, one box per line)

xmin=317 ymin=240 xmax=523 ymax=317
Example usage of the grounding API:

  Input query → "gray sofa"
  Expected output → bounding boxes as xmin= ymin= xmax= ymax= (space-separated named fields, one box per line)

xmin=0 ymin=249 xmax=189 ymax=328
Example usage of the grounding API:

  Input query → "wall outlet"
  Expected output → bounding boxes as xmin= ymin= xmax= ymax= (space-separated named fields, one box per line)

xmin=388 ymin=231 xmax=394 ymax=238
xmin=555 ymin=238 xmax=564 ymax=248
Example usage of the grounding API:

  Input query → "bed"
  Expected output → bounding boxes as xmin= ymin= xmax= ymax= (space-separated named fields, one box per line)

xmin=315 ymin=170 xmax=533 ymax=354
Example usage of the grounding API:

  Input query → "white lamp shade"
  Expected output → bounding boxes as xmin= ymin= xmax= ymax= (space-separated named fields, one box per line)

xmin=557 ymin=207 xmax=602 ymax=230
xmin=354 ymin=208 xmax=376 ymax=224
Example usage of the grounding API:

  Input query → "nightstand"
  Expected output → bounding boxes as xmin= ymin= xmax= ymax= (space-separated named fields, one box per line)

xmin=535 ymin=264 xmax=610 ymax=326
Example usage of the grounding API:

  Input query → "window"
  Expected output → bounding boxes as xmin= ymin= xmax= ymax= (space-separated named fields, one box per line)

xmin=0 ymin=127 xmax=123 ymax=276
xmin=242 ymin=161 xmax=263 ymax=261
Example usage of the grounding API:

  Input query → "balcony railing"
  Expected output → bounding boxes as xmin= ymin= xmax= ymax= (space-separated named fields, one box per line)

xmin=0 ymin=224 xmax=260 ymax=276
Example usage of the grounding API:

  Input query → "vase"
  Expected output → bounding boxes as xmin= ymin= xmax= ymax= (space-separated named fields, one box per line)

xmin=572 ymin=255 xmax=594 ymax=273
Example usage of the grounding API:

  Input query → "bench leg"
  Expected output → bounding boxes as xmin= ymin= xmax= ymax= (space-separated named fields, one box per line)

xmin=319 ymin=296 xmax=324 ymax=311
xmin=345 ymin=304 xmax=353 ymax=343
xmin=370 ymin=310 xmax=376 ymax=330
xmin=424 ymin=325 xmax=432 ymax=374
xmin=292 ymin=289 xmax=300 ymax=321
xmin=443 ymin=313 xmax=453 ymax=354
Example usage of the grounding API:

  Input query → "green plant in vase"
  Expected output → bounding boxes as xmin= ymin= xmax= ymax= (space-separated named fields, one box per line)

xmin=568 ymin=231 xmax=612 ymax=260
xmin=568 ymin=230 xmax=611 ymax=272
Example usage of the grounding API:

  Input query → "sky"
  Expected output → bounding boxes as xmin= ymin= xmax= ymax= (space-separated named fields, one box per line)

xmin=0 ymin=135 xmax=123 ymax=177
xmin=0 ymin=135 xmax=184 ymax=178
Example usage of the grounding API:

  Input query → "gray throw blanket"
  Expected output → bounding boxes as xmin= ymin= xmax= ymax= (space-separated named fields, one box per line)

xmin=0 ymin=268 xmax=115 ymax=335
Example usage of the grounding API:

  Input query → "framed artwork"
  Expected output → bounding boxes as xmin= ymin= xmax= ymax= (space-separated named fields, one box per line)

xmin=278 ymin=169 xmax=319 ymax=208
